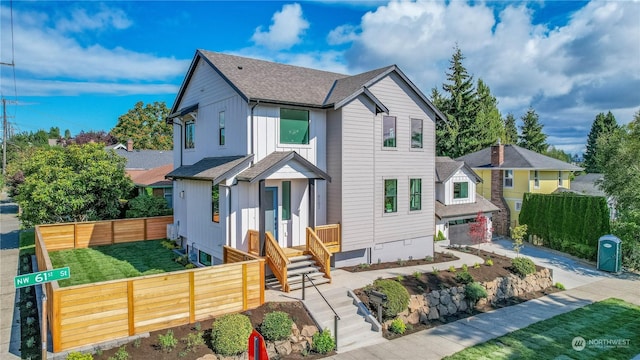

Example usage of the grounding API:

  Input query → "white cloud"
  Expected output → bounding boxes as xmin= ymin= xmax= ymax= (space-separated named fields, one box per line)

xmin=330 ymin=0 xmax=640 ymax=152
xmin=0 ymin=5 xmax=188 ymax=97
xmin=251 ymin=3 xmax=310 ymax=50
xmin=15 ymin=79 xmax=179 ymax=97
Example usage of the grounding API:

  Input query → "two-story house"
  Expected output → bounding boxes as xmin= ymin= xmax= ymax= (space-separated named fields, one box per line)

xmin=165 ymin=50 xmax=443 ymax=272
xmin=435 ymin=156 xmax=499 ymax=245
xmin=458 ymin=143 xmax=583 ymax=235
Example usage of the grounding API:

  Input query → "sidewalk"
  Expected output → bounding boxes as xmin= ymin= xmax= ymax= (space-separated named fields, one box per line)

xmin=0 ymin=194 xmax=21 ymax=359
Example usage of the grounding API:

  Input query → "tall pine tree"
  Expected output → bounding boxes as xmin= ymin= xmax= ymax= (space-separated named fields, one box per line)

xmin=584 ymin=111 xmax=618 ymax=173
xmin=503 ymin=113 xmax=518 ymax=144
xmin=475 ymin=78 xmax=504 ymax=149
xmin=518 ymin=107 xmax=548 ymax=153
xmin=436 ymin=46 xmax=478 ymax=157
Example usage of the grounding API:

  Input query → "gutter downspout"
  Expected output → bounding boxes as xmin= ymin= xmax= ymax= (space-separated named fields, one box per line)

xmin=250 ymin=100 xmax=259 ymax=161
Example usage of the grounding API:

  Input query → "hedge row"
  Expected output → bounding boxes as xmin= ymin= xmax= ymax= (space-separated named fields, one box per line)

xmin=519 ymin=193 xmax=610 ymax=260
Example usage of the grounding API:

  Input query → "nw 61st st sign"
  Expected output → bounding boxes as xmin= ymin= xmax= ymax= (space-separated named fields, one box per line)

xmin=14 ymin=267 xmax=70 ymax=288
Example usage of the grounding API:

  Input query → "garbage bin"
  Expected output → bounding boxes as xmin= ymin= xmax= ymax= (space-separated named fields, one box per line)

xmin=597 ymin=235 xmax=622 ymax=272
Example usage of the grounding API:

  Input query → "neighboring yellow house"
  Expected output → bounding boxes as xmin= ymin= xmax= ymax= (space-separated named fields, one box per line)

xmin=458 ymin=144 xmax=583 ymax=235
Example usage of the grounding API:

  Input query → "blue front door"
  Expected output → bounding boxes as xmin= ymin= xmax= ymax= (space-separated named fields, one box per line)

xmin=264 ymin=187 xmax=278 ymax=240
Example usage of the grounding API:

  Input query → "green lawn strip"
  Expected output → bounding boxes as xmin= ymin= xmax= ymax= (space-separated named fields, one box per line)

xmin=49 ymin=240 xmax=185 ymax=287
xmin=19 ymin=229 xmax=35 ymax=256
xmin=444 ymin=298 xmax=640 ymax=360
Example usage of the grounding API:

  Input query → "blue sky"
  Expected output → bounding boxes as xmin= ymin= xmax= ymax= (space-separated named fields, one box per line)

xmin=1 ymin=1 xmax=638 ymax=155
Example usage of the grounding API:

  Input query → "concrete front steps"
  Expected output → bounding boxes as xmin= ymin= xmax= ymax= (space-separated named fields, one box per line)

xmin=266 ymin=254 xmax=330 ymax=292
xmin=302 ymin=287 xmax=386 ymax=354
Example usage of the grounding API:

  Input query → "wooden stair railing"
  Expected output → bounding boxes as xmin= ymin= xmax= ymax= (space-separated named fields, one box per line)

xmin=264 ymin=231 xmax=291 ymax=292
xmin=314 ymin=224 xmax=341 ymax=253
xmin=247 ymin=230 xmax=260 ymax=256
xmin=306 ymin=227 xmax=332 ymax=282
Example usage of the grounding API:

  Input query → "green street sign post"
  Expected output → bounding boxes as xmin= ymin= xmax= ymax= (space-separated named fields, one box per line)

xmin=14 ymin=267 xmax=70 ymax=288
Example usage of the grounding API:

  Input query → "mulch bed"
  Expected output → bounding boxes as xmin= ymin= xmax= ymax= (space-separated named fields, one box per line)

xmin=340 ymin=251 xmax=459 ymax=272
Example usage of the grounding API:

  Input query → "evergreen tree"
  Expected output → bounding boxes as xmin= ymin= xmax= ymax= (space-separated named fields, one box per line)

xmin=503 ymin=113 xmax=518 ymax=144
xmin=431 ymin=88 xmax=458 ymax=156
xmin=474 ymin=78 xmax=504 ymax=149
xmin=437 ymin=45 xmax=478 ymax=157
xmin=584 ymin=111 xmax=618 ymax=173
xmin=518 ymin=107 xmax=548 ymax=153
xmin=545 ymin=146 xmax=571 ymax=162
xmin=64 ymin=129 xmax=71 ymax=139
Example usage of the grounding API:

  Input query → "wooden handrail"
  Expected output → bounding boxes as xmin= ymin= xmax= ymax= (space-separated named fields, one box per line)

xmin=264 ymin=232 xmax=291 ymax=292
xmin=223 ymin=245 xmax=262 ymax=263
xmin=306 ymin=227 xmax=332 ymax=281
xmin=247 ymin=230 xmax=260 ymax=256
xmin=315 ymin=223 xmax=341 ymax=251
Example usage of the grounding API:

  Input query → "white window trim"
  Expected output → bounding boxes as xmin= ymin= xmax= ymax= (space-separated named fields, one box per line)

xmin=408 ymin=177 xmax=422 ymax=213
xmin=277 ymin=107 xmax=312 ymax=149
xmin=515 ymin=201 xmax=523 ymax=212
xmin=558 ymin=171 xmax=564 ymax=187
xmin=218 ymin=110 xmax=226 ymax=148
xmin=410 ymin=118 xmax=424 ymax=151
xmin=533 ymin=170 xmax=540 ymax=189
xmin=504 ymin=170 xmax=514 ymax=188
xmin=382 ymin=115 xmax=397 ymax=150
xmin=383 ymin=178 xmax=399 ymax=215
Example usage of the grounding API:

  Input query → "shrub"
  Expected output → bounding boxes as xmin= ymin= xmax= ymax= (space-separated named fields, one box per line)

xmin=157 ymin=330 xmax=178 ymax=352
xmin=388 ymin=318 xmax=406 ymax=334
xmin=312 ymin=329 xmax=335 ymax=354
xmin=413 ymin=271 xmax=421 ymax=279
xmin=436 ymin=230 xmax=447 ymax=241
xmin=465 ymin=282 xmax=488 ymax=305
xmin=260 ymin=311 xmax=293 ymax=341
xmin=211 ymin=313 xmax=253 ymax=356
xmin=448 ymin=265 xmax=456 ymax=273
xmin=511 ymin=257 xmax=536 ymax=277
xmin=473 ymin=262 xmax=481 ymax=269
xmin=108 ymin=346 xmax=129 ymax=360
xmin=432 ymin=267 xmax=439 ymax=274
xmin=66 ymin=352 xmax=94 ymax=360
xmin=486 ymin=258 xmax=494 ymax=266
xmin=554 ymin=282 xmax=566 ymax=290
xmin=182 ymin=332 xmax=205 ymax=352
xmin=461 ymin=264 xmax=468 ymax=272
xmin=125 ymin=194 xmax=172 ymax=218
xmin=454 ymin=271 xmax=474 ymax=284
xmin=372 ymin=278 xmax=410 ymax=319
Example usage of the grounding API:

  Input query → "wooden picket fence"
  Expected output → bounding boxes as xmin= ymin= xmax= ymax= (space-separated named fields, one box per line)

xmin=35 ymin=217 xmax=265 ymax=353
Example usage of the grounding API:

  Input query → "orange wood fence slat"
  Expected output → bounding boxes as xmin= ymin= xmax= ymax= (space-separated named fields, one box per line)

xmin=34 ymin=216 xmax=265 ymax=353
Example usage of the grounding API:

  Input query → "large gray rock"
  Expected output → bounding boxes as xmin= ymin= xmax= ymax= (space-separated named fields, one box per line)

xmin=275 ymin=340 xmax=292 ymax=356
xmin=301 ymin=325 xmax=317 ymax=338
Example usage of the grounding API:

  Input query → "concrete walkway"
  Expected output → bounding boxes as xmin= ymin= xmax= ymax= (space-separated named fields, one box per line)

xmin=0 ymin=193 xmax=21 ymax=359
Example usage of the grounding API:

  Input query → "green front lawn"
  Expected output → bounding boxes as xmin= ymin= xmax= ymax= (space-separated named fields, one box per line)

xmin=49 ymin=240 xmax=187 ymax=287
xmin=444 ymin=298 xmax=640 ymax=360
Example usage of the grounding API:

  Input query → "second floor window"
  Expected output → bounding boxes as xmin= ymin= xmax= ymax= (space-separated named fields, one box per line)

xmin=383 ymin=116 xmax=396 ymax=147
xmin=504 ymin=170 xmax=514 ymax=188
xmin=185 ymin=121 xmax=195 ymax=149
xmin=411 ymin=118 xmax=423 ymax=149
xmin=454 ymin=182 xmax=468 ymax=199
xmin=280 ymin=108 xmax=309 ymax=144
xmin=558 ymin=171 xmax=563 ymax=187
xmin=384 ymin=179 xmax=397 ymax=213
xmin=410 ymin=178 xmax=421 ymax=211
xmin=533 ymin=170 xmax=540 ymax=188
xmin=212 ymin=184 xmax=219 ymax=223
xmin=219 ymin=111 xmax=225 ymax=146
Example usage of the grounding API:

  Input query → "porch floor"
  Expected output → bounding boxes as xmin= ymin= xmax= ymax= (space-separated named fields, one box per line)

xmin=282 ymin=246 xmax=306 ymax=258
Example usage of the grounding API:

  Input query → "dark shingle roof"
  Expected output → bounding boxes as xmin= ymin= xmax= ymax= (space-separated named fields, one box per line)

xmin=166 ymin=155 xmax=253 ymax=184
xmin=436 ymin=156 xmax=482 ymax=183
xmin=237 ymin=151 xmax=331 ymax=182
xmin=323 ymin=66 xmax=394 ymax=105
xmin=111 ymin=149 xmax=173 ymax=170
xmin=435 ymin=195 xmax=499 ymax=220
xmin=457 ymin=145 xmax=583 ymax=171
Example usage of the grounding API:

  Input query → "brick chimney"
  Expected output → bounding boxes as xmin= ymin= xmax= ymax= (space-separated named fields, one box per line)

xmin=489 ymin=142 xmax=510 ymax=236
xmin=127 ymin=138 xmax=133 ymax=152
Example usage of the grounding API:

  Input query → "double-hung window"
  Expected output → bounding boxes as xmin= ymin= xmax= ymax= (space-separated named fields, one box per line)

xmin=533 ymin=170 xmax=540 ymax=188
xmin=219 ymin=111 xmax=225 ymax=146
xmin=409 ymin=178 xmax=421 ymax=211
xmin=454 ymin=182 xmax=468 ymax=199
xmin=280 ymin=108 xmax=309 ymax=144
xmin=384 ymin=179 xmax=397 ymax=213
xmin=185 ymin=121 xmax=195 ymax=149
xmin=383 ymin=116 xmax=396 ymax=148
xmin=411 ymin=118 xmax=423 ymax=149
xmin=212 ymin=184 xmax=219 ymax=223
xmin=504 ymin=170 xmax=514 ymax=188
xmin=558 ymin=171 xmax=563 ymax=187
xmin=199 ymin=250 xmax=211 ymax=266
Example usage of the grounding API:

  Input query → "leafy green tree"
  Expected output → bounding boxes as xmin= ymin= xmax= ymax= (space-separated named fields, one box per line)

xmin=111 ymin=101 xmax=172 ymax=150
xmin=503 ymin=113 xmax=518 ymax=144
xmin=474 ymin=78 xmax=504 ymax=148
xmin=125 ymin=194 xmax=172 ymax=218
xmin=48 ymin=127 xmax=60 ymax=139
xmin=11 ymin=143 xmax=133 ymax=228
xmin=518 ymin=108 xmax=548 ymax=153
xmin=545 ymin=146 xmax=571 ymax=162
xmin=64 ymin=129 xmax=71 ymax=139
xmin=584 ymin=111 xmax=618 ymax=173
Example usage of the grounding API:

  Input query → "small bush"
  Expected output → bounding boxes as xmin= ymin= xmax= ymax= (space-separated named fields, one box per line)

xmin=388 ymin=318 xmax=406 ymax=334
xmin=511 ymin=257 xmax=536 ymax=277
xmin=157 ymin=330 xmax=178 ymax=352
xmin=424 ymin=255 xmax=434 ymax=262
xmin=260 ymin=311 xmax=293 ymax=341
xmin=454 ymin=271 xmax=474 ymax=284
xmin=436 ymin=230 xmax=447 ymax=241
xmin=448 ymin=265 xmax=456 ymax=273
xmin=432 ymin=267 xmax=439 ymax=274
xmin=554 ymin=282 xmax=566 ymax=290
xmin=465 ymin=282 xmax=488 ymax=305
xmin=182 ymin=332 xmax=205 ymax=352
xmin=108 ymin=346 xmax=129 ymax=360
xmin=211 ymin=313 xmax=253 ymax=356
xmin=372 ymin=278 xmax=410 ymax=319
xmin=473 ymin=262 xmax=481 ymax=269
xmin=413 ymin=271 xmax=421 ymax=279
xmin=486 ymin=258 xmax=494 ymax=266
xmin=66 ymin=352 xmax=94 ymax=360
xmin=312 ymin=329 xmax=335 ymax=354
xmin=133 ymin=338 xmax=141 ymax=348
xmin=357 ymin=263 xmax=370 ymax=270
xmin=461 ymin=264 xmax=468 ymax=272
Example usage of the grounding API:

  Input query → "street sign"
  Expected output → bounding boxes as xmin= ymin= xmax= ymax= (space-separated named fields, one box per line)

xmin=14 ymin=267 xmax=70 ymax=288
